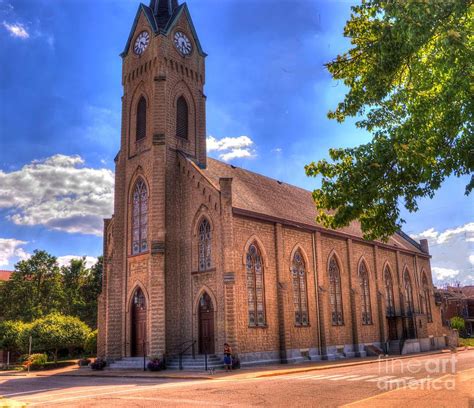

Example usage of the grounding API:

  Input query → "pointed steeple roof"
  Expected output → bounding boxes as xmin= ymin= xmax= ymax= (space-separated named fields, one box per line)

xmin=150 ymin=0 xmax=179 ymax=29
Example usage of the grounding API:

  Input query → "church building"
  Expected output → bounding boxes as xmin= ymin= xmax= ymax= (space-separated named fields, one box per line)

xmin=97 ymin=0 xmax=448 ymax=366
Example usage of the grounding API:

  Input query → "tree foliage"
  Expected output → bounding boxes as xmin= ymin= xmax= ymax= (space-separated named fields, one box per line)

xmin=26 ymin=313 xmax=91 ymax=362
xmin=0 ymin=251 xmax=102 ymax=328
xmin=450 ymin=316 xmax=465 ymax=332
xmin=0 ymin=250 xmax=63 ymax=321
xmin=305 ymin=0 xmax=473 ymax=241
xmin=0 ymin=320 xmax=26 ymax=351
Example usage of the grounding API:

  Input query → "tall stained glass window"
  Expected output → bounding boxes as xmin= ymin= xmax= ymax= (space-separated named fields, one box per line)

xmin=292 ymin=250 xmax=309 ymax=326
xmin=329 ymin=256 xmax=344 ymax=326
xmin=385 ymin=267 xmax=395 ymax=316
xmin=246 ymin=244 xmax=266 ymax=327
xmin=404 ymin=271 xmax=414 ymax=316
xmin=359 ymin=262 xmax=372 ymax=325
xmin=423 ymin=274 xmax=433 ymax=322
xmin=132 ymin=178 xmax=148 ymax=255
xmin=198 ymin=218 xmax=211 ymax=271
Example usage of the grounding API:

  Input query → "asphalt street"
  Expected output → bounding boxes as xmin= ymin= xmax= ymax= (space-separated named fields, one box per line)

xmin=1 ymin=351 xmax=473 ymax=407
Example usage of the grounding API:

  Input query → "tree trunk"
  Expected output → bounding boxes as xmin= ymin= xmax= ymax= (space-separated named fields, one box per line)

xmin=54 ymin=348 xmax=58 ymax=364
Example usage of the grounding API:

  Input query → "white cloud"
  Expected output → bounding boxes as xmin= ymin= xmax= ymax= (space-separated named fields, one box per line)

xmin=411 ymin=222 xmax=474 ymax=286
xmin=0 ymin=154 xmax=114 ymax=236
xmin=272 ymin=147 xmax=283 ymax=154
xmin=57 ymin=255 xmax=98 ymax=269
xmin=2 ymin=21 xmax=29 ymax=39
xmin=207 ymin=135 xmax=256 ymax=162
xmin=0 ymin=238 xmax=29 ymax=267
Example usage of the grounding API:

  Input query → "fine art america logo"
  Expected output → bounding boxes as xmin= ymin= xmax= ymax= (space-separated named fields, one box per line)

xmin=377 ymin=354 xmax=457 ymax=391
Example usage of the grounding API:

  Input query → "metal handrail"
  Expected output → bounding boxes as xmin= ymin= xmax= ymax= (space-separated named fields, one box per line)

xmin=178 ymin=340 xmax=197 ymax=370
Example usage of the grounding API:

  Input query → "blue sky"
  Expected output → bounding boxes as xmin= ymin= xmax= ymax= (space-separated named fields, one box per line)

xmin=0 ymin=0 xmax=472 ymax=284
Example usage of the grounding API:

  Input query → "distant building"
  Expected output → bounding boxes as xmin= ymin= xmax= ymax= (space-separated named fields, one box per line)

xmin=0 ymin=270 xmax=12 ymax=282
xmin=435 ymin=286 xmax=474 ymax=336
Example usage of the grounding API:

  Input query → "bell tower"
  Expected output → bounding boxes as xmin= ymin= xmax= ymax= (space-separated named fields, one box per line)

xmin=99 ymin=0 xmax=207 ymax=360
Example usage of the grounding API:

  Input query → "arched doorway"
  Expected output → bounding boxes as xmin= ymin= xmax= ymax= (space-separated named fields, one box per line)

xmin=131 ymin=287 xmax=147 ymax=357
xmin=198 ymin=292 xmax=215 ymax=354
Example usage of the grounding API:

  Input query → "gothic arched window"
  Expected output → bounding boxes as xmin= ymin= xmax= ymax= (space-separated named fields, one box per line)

xmin=404 ymin=270 xmax=414 ymax=316
xmin=136 ymin=96 xmax=147 ymax=141
xmin=176 ymin=96 xmax=188 ymax=139
xmin=246 ymin=243 xmax=266 ymax=327
xmin=329 ymin=256 xmax=344 ymax=326
xmin=292 ymin=250 xmax=309 ymax=326
xmin=385 ymin=266 xmax=395 ymax=317
xmin=132 ymin=178 xmax=148 ymax=255
xmin=422 ymin=273 xmax=433 ymax=322
xmin=198 ymin=218 xmax=211 ymax=271
xmin=359 ymin=261 xmax=372 ymax=325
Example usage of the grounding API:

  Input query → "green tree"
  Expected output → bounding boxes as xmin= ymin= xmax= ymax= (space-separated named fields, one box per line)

xmin=0 ymin=320 xmax=27 ymax=352
xmin=305 ymin=0 xmax=473 ymax=241
xmin=27 ymin=313 xmax=90 ymax=363
xmin=84 ymin=329 xmax=97 ymax=356
xmin=61 ymin=256 xmax=102 ymax=329
xmin=0 ymin=250 xmax=64 ymax=321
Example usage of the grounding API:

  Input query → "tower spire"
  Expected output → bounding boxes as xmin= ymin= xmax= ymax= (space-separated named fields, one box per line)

xmin=149 ymin=0 xmax=179 ymax=29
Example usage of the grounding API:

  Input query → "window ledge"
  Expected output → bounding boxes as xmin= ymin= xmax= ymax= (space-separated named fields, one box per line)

xmin=191 ymin=268 xmax=216 ymax=275
xmin=248 ymin=325 xmax=268 ymax=329
xmin=294 ymin=324 xmax=311 ymax=328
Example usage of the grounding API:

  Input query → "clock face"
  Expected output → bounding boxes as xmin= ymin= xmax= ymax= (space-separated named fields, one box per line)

xmin=174 ymin=31 xmax=192 ymax=56
xmin=134 ymin=31 xmax=150 ymax=55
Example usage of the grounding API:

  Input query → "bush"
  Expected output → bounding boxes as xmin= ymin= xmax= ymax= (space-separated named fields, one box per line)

xmin=147 ymin=356 xmax=165 ymax=371
xmin=24 ymin=353 xmax=48 ymax=370
xmin=90 ymin=358 xmax=106 ymax=370
xmin=84 ymin=330 xmax=97 ymax=355
xmin=232 ymin=355 xmax=240 ymax=370
xmin=450 ymin=316 xmax=465 ymax=332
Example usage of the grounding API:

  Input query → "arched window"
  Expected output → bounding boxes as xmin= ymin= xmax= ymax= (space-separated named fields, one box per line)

xmin=246 ymin=243 xmax=266 ymax=327
xmin=404 ymin=270 xmax=414 ymax=316
xmin=198 ymin=218 xmax=211 ymax=271
xmin=359 ymin=261 xmax=372 ymax=325
xmin=422 ymin=274 xmax=433 ymax=322
xmin=292 ymin=250 xmax=309 ymax=326
xmin=329 ymin=256 xmax=344 ymax=326
xmin=384 ymin=266 xmax=395 ymax=317
xmin=132 ymin=178 xmax=148 ymax=255
xmin=176 ymin=96 xmax=188 ymax=139
xmin=136 ymin=96 xmax=147 ymax=141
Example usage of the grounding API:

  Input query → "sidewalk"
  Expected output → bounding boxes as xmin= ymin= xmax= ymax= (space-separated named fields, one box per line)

xmin=2 ymin=348 xmax=469 ymax=381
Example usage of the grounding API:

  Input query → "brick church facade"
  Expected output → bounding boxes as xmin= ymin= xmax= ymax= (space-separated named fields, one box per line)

xmin=97 ymin=0 xmax=448 ymax=365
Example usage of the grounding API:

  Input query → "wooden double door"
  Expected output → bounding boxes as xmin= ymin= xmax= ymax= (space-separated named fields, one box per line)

xmin=198 ymin=292 xmax=215 ymax=354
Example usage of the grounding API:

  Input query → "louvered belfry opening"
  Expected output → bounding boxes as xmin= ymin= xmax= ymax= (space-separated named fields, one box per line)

xmin=136 ymin=96 xmax=147 ymax=141
xmin=176 ymin=96 xmax=188 ymax=139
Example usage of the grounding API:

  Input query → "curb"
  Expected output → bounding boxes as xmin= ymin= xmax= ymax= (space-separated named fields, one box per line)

xmin=2 ymin=348 xmax=468 ymax=381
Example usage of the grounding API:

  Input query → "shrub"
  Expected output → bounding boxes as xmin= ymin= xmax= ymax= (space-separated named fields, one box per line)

xmin=450 ymin=316 xmax=465 ymax=332
xmin=84 ymin=330 xmax=97 ymax=355
xmin=231 ymin=355 xmax=241 ymax=370
xmin=147 ymin=356 xmax=165 ymax=371
xmin=90 ymin=358 xmax=106 ymax=370
xmin=24 ymin=353 xmax=48 ymax=370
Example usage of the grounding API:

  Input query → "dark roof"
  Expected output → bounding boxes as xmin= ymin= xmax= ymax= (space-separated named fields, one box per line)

xmin=122 ymin=2 xmax=206 ymax=57
xmin=197 ymin=157 xmax=424 ymax=253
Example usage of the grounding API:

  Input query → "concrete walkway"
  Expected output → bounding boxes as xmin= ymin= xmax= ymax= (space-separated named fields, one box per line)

xmin=2 ymin=348 xmax=468 ymax=381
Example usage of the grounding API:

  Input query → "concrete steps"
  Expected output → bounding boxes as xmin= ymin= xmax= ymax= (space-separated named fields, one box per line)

xmin=109 ymin=357 xmax=150 ymax=370
xmin=165 ymin=354 xmax=223 ymax=370
xmin=109 ymin=355 xmax=224 ymax=371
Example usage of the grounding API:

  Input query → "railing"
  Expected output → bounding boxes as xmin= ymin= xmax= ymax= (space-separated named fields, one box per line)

xmin=178 ymin=340 xmax=197 ymax=370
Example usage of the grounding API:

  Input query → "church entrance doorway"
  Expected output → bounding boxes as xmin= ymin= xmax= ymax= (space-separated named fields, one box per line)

xmin=131 ymin=287 xmax=147 ymax=357
xmin=198 ymin=292 xmax=215 ymax=354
